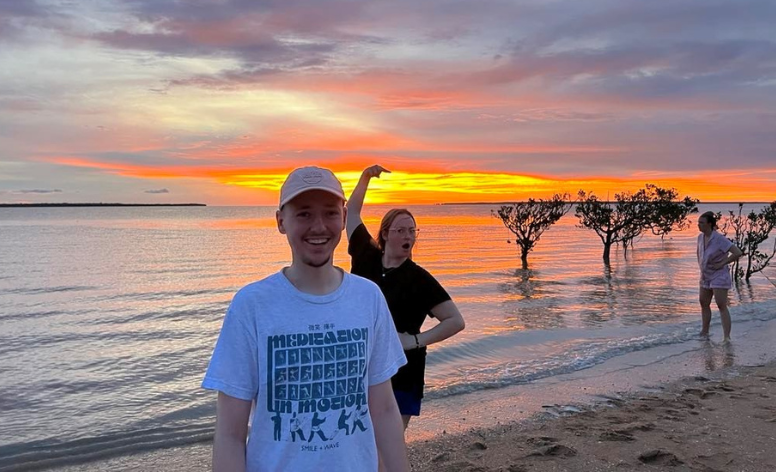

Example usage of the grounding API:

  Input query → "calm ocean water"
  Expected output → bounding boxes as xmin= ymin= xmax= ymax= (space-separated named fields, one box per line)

xmin=1 ymin=204 xmax=775 ymax=469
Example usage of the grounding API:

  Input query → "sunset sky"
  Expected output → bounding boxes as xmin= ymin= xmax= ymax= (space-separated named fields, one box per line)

xmin=1 ymin=0 xmax=775 ymax=205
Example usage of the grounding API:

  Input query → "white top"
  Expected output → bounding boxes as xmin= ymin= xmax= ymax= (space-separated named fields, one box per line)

xmin=203 ymin=271 xmax=406 ymax=472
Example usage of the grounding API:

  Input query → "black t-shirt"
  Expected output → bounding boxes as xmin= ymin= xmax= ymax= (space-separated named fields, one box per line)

xmin=348 ymin=223 xmax=451 ymax=394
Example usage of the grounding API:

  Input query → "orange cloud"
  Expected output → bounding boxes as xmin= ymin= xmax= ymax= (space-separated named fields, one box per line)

xmin=39 ymin=155 xmax=775 ymax=204
xmin=184 ymin=167 xmax=776 ymax=205
xmin=43 ymin=157 xmax=187 ymax=179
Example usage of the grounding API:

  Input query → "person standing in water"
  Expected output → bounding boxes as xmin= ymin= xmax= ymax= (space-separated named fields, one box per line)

xmin=697 ymin=211 xmax=742 ymax=342
xmin=346 ymin=165 xmax=465 ymax=430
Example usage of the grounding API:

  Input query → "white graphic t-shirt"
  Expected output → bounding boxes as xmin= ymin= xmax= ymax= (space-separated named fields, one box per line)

xmin=202 ymin=270 xmax=406 ymax=472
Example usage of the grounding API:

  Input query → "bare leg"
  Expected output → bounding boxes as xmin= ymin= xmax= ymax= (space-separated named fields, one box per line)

xmin=713 ymin=288 xmax=731 ymax=341
xmin=401 ymin=415 xmax=411 ymax=430
xmin=699 ymin=287 xmax=713 ymax=337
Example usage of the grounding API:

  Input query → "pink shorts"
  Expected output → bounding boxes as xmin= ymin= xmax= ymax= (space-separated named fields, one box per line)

xmin=700 ymin=268 xmax=732 ymax=290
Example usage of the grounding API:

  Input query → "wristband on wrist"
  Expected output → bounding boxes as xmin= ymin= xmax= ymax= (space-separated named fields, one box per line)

xmin=413 ymin=334 xmax=420 ymax=349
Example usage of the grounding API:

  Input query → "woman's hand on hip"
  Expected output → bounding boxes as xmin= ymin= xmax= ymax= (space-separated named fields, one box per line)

xmin=709 ymin=260 xmax=727 ymax=270
xmin=398 ymin=332 xmax=417 ymax=351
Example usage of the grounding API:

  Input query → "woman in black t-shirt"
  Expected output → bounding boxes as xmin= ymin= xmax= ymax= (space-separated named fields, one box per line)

xmin=346 ymin=165 xmax=465 ymax=429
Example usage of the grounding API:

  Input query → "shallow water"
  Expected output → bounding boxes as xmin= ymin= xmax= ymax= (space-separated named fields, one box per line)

xmin=1 ymin=203 xmax=775 ymax=469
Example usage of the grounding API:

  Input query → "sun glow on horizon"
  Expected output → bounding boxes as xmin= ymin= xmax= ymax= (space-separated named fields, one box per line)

xmin=214 ymin=168 xmax=776 ymax=204
xmin=31 ymin=156 xmax=776 ymax=205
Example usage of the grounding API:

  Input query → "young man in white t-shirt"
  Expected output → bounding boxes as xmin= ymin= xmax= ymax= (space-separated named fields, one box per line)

xmin=202 ymin=166 xmax=409 ymax=471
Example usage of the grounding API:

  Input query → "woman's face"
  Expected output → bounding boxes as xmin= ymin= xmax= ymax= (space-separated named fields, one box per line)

xmin=697 ymin=216 xmax=712 ymax=233
xmin=382 ymin=214 xmax=417 ymax=259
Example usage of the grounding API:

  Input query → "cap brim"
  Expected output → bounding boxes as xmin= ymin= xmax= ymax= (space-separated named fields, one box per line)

xmin=279 ymin=187 xmax=346 ymax=209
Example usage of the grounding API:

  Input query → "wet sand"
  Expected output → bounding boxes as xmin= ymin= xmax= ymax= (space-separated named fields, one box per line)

xmin=410 ymin=361 xmax=776 ymax=472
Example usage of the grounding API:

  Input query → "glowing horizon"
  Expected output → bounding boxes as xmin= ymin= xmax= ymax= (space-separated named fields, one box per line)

xmin=22 ymin=156 xmax=775 ymax=205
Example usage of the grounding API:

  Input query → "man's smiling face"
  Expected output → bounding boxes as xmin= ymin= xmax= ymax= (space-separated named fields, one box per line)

xmin=277 ymin=189 xmax=346 ymax=268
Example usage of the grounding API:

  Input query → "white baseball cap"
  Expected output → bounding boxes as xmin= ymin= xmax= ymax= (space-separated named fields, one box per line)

xmin=279 ymin=166 xmax=346 ymax=209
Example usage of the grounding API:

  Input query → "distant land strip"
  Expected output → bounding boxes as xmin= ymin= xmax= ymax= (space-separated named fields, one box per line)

xmin=439 ymin=201 xmax=772 ymax=205
xmin=0 ymin=203 xmax=207 ymax=208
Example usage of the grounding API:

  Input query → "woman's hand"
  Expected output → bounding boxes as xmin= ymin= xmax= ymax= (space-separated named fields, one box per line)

xmin=708 ymin=260 xmax=728 ymax=271
xmin=398 ymin=332 xmax=417 ymax=351
xmin=362 ymin=165 xmax=390 ymax=180
xmin=348 ymin=165 xmax=391 ymax=237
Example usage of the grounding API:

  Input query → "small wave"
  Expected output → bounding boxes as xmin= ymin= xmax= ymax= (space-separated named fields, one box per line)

xmin=0 ymin=310 xmax=70 ymax=322
xmin=111 ymin=288 xmax=233 ymax=302
xmin=424 ymin=299 xmax=776 ymax=400
xmin=424 ymin=327 xmax=699 ymax=399
xmin=0 ymin=286 xmax=99 ymax=296
xmin=0 ymin=424 xmax=214 ymax=471
xmin=0 ymin=328 xmax=204 ymax=357
xmin=129 ymin=267 xmax=206 ymax=275
xmin=86 ymin=302 xmax=228 ymax=326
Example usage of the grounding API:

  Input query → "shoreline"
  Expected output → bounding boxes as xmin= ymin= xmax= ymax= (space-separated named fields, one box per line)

xmin=38 ymin=316 xmax=776 ymax=471
xmin=39 ymin=359 xmax=776 ymax=472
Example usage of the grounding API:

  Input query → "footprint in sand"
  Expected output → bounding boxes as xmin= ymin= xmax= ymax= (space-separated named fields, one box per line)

xmin=683 ymin=387 xmax=717 ymax=399
xmin=599 ymin=430 xmax=635 ymax=442
xmin=659 ymin=408 xmax=687 ymax=421
xmin=638 ymin=449 xmax=684 ymax=466
xmin=596 ymin=395 xmax=626 ymax=407
xmin=525 ymin=436 xmax=557 ymax=447
xmin=694 ymin=451 xmax=734 ymax=471
xmin=504 ymin=466 xmax=527 ymax=472
xmin=617 ymin=422 xmax=655 ymax=433
xmin=465 ymin=441 xmax=488 ymax=459
xmin=469 ymin=441 xmax=488 ymax=451
xmin=602 ymin=413 xmax=641 ymax=423
xmin=437 ymin=460 xmax=487 ymax=472
xmin=710 ymin=383 xmax=735 ymax=392
xmin=527 ymin=444 xmax=577 ymax=458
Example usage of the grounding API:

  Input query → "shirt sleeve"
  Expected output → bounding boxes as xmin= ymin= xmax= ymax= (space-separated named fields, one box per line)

xmin=416 ymin=266 xmax=452 ymax=317
xmin=201 ymin=291 xmax=259 ymax=401
xmin=348 ymin=223 xmax=380 ymax=258
xmin=720 ymin=236 xmax=734 ymax=253
xmin=367 ymin=291 xmax=406 ymax=386
xmin=697 ymin=234 xmax=702 ymax=264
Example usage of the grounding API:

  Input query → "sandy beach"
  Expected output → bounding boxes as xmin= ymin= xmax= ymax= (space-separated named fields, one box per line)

xmin=43 ymin=358 xmax=776 ymax=472
xmin=409 ymin=361 xmax=776 ymax=472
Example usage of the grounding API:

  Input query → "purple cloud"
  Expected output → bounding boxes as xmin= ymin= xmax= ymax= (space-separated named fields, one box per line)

xmin=11 ymin=189 xmax=63 ymax=194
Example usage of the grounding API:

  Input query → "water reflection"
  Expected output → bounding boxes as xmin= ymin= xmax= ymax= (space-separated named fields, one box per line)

xmin=701 ymin=339 xmax=736 ymax=371
xmin=734 ymin=279 xmax=757 ymax=304
xmin=498 ymin=269 xmax=567 ymax=330
xmin=578 ymin=266 xmax=618 ymax=325
xmin=504 ymin=268 xmax=537 ymax=299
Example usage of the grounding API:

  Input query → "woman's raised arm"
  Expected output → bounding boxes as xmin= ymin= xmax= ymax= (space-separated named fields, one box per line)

xmin=346 ymin=165 xmax=390 ymax=238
